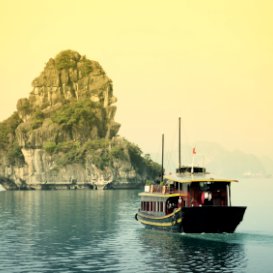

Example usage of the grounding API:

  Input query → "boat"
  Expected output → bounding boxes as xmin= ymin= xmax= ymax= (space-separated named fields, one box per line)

xmin=135 ymin=118 xmax=247 ymax=233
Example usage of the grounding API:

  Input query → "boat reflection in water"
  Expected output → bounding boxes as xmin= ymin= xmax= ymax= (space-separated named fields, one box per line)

xmin=137 ymin=230 xmax=247 ymax=272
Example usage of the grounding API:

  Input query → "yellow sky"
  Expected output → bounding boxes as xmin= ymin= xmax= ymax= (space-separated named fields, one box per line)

xmin=0 ymin=0 xmax=273 ymax=159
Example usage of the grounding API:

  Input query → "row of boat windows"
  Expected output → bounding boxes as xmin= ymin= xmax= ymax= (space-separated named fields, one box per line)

xmin=141 ymin=201 xmax=165 ymax=212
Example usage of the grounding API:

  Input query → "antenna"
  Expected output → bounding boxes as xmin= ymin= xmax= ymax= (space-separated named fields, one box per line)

xmin=161 ymin=134 xmax=164 ymax=182
xmin=178 ymin=117 xmax=181 ymax=169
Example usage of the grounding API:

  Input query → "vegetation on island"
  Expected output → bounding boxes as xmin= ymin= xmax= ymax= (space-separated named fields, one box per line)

xmin=42 ymin=138 xmax=160 ymax=178
xmin=0 ymin=113 xmax=24 ymax=166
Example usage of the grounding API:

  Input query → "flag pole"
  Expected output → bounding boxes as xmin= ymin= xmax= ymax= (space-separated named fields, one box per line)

xmin=191 ymin=147 xmax=196 ymax=174
xmin=178 ymin=117 xmax=181 ymax=169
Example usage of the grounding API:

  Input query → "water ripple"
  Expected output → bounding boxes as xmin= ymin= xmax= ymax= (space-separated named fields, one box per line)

xmin=0 ymin=191 xmax=273 ymax=272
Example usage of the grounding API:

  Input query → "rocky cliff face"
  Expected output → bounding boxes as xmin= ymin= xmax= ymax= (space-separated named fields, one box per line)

xmin=0 ymin=50 xmax=160 ymax=189
xmin=16 ymin=50 xmax=119 ymax=146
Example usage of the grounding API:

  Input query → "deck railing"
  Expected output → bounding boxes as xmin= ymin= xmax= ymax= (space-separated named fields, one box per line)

xmin=144 ymin=184 xmax=187 ymax=195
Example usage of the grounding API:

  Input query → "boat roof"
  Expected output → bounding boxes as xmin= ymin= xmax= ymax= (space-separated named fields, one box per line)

xmin=139 ymin=192 xmax=188 ymax=198
xmin=164 ymin=174 xmax=238 ymax=183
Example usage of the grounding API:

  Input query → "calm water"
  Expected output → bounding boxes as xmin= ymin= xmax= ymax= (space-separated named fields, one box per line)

xmin=0 ymin=178 xmax=273 ymax=273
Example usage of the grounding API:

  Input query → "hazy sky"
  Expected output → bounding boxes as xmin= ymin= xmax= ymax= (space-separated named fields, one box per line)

xmin=1 ymin=0 xmax=273 ymax=161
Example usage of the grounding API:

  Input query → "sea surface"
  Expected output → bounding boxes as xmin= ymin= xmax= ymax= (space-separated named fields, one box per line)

xmin=0 ymin=178 xmax=273 ymax=273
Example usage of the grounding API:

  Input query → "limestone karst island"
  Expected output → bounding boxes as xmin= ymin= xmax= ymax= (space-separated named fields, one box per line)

xmin=0 ymin=50 xmax=161 ymax=190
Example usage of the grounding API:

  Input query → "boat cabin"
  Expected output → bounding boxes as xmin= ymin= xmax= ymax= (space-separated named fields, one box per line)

xmin=176 ymin=166 xmax=207 ymax=175
xmin=139 ymin=176 xmax=237 ymax=216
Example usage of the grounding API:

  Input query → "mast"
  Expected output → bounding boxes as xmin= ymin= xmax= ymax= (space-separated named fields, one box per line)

xmin=178 ymin=117 xmax=181 ymax=169
xmin=161 ymin=134 xmax=164 ymax=182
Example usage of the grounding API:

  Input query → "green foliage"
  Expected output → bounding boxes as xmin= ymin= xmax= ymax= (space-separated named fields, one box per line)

xmin=51 ymin=99 xmax=107 ymax=138
xmin=145 ymin=179 xmax=153 ymax=185
xmin=55 ymin=50 xmax=80 ymax=70
xmin=44 ymin=140 xmax=110 ymax=167
xmin=52 ymin=100 xmax=92 ymax=125
xmin=83 ymin=139 xmax=109 ymax=151
xmin=128 ymin=143 xmax=143 ymax=171
xmin=42 ymin=132 xmax=160 ymax=180
xmin=0 ymin=124 xmax=9 ymax=149
xmin=44 ymin=138 xmax=123 ymax=169
xmin=56 ymin=146 xmax=84 ymax=166
xmin=127 ymin=144 xmax=161 ymax=178
xmin=43 ymin=141 xmax=57 ymax=155
xmin=7 ymin=142 xmax=25 ymax=166
xmin=6 ymin=112 xmax=22 ymax=131
xmin=110 ymin=146 xmax=127 ymax=161
xmin=0 ymin=112 xmax=25 ymax=166
xmin=31 ymin=110 xmax=45 ymax=129
xmin=17 ymin=99 xmax=32 ymax=116
xmin=44 ymin=140 xmax=83 ymax=166
xmin=82 ymin=139 xmax=111 ymax=168
xmin=143 ymin=153 xmax=162 ymax=178
xmin=79 ymin=57 xmax=93 ymax=77
xmin=90 ymin=149 xmax=111 ymax=169
xmin=0 ymin=112 xmax=21 ymax=150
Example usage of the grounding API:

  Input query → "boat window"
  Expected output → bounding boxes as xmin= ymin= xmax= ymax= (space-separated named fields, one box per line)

xmin=141 ymin=201 xmax=165 ymax=212
xmin=193 ymin=182 xmax=229 ymax=206
xmin=145 ymin=202 xmax=148 ymax=211
xmin=176 ymin=166 xmax=206 ymax=174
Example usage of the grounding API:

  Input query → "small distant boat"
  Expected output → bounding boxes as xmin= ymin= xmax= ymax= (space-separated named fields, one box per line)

xmin=135 ymin=118 xmax=247 ymax=233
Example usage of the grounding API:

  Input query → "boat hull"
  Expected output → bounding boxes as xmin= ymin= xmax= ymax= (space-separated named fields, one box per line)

xmin=181 ymin=206 xmax=246 ymax=233
xmin=136 ymin=206 xmax=246 ymax=233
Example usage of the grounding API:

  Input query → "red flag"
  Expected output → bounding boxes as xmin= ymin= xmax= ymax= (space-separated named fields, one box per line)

xmin=192 ymin=147 xmax=196 ymax=154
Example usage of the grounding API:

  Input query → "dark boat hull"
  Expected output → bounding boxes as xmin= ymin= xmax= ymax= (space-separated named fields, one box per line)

xmin=136 ymin=206 xmax=246 ymax=233
xmin=181 ymin=206 xmax=246 ymax=233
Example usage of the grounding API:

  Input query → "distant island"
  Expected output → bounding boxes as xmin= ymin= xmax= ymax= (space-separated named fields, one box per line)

xmin=0 ymin=50 xmax=161 ymax=190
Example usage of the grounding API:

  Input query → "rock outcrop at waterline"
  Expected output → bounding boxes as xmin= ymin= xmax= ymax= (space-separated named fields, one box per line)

xmin=0 ymin=50 xmax=160 ymax=190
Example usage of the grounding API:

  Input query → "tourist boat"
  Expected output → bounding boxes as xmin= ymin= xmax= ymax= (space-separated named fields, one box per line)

xmin=135 ymin=119 xmax=247 ymax=233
